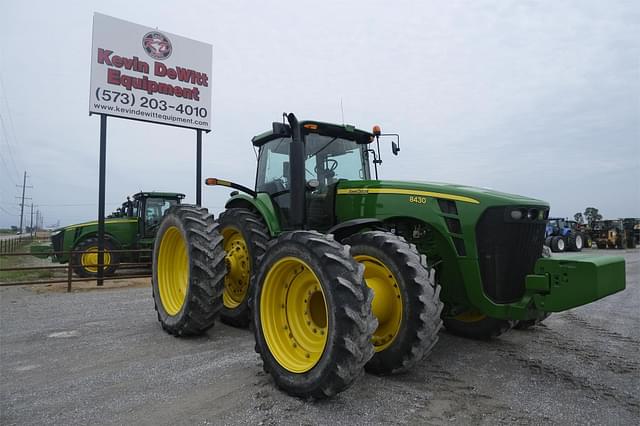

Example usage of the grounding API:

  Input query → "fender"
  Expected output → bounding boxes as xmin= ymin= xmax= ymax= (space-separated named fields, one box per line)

xmin=327 ymin=218 xmax=387 ymax=242
xmin=224 ymin=193 xmax=282 ymax=236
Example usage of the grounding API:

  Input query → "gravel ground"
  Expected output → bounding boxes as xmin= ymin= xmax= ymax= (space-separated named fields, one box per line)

xmin=1 ymin=249 xmax=638 ymax=425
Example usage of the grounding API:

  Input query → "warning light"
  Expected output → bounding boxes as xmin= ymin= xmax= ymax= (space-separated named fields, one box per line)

xmin=372 ymin=125 xmax=381 ymax=136
xmin=205 ymin=178 xmax=218 ymax=186
xmin=303 ymin=123 xmax=318 ymax=130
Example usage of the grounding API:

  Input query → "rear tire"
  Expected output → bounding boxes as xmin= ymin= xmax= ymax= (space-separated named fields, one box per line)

xmin=218 ymin=208 xmax=270 ymax=328
xmin=251 ymin=231 xmax=376 ymax=399
xmin=344 ymin=231 xmax=443 ymax=375
xmin=443 ymin=310 xmax=515 ymax=340
xmin=567 ymin=233 xmax=583 ymax=252
xmin=152 ymin=205 xmax=226 ymax=336
xmin=71 ymin=237 xmax=119 ymax=277
xmin=550 ymin=236 xmax=566 ymax=252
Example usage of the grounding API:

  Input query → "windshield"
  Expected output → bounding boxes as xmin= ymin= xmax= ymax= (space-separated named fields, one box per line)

xmin=303 ymin=133 xmax=370 ymax=191
xmin=145 ymin=198 xmax=179 ymax=226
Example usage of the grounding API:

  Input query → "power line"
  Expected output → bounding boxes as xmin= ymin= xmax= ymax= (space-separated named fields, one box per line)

xmin=0 ymin=69 xmax=23 ymax=180
xmin=0 ymin=205 xmax=18 ymax=216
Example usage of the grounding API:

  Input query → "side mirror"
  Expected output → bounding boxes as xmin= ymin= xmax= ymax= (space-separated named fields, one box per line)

xmin=392 ymin=141 xmax=400 ymax=156
xmin=272 ymin=122 xmax=291 ymax=138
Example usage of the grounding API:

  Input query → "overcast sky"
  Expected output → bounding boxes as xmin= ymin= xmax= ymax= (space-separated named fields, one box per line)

xmin=1 ymin=0 xmax=638 ymax=228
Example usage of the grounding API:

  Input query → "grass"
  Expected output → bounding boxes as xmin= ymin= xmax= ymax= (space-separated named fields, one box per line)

xmin=0 ymin=242 xmax=56 ymax=283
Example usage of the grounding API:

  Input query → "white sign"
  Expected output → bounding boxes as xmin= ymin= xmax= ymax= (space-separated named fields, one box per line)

xmin=89 ymin=13 xmax=212 ymax=131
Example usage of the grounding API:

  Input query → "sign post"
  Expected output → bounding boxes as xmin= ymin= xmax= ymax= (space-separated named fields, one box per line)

xmin=97 ymin=115 xmax=107 ymax=286
xmin=89 ymin=13 xmax=212 ymax=285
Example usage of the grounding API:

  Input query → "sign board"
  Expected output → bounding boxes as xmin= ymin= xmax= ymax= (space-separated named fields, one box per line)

xmin=90 ymin=13 xmax=212 ymax=131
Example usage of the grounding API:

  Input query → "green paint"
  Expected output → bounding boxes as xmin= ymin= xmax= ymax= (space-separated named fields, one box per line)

xmin=35 ymin=192 xmax=184 ymax=265
xmin=216 ymin=118 xmax=626 ymax=322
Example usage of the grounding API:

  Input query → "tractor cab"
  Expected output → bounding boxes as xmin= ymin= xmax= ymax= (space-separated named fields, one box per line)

xmin=249 ymin=114 xmax=397 ymax=231
xmin=132 ymin=192 xmax=185 ymax=238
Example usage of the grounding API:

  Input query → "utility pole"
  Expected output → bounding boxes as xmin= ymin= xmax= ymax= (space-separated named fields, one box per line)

xmin=30 ymin=203 xmax=34 ymax=236
xmin=16 ymin=171 xmax=32 ymax=234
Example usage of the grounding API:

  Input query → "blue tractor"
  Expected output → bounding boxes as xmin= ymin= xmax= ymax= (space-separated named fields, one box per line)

xmin=545 ymin=218 xmax=585 ymax=252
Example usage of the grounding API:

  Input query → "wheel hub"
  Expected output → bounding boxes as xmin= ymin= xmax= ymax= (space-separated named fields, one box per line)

xmin=222 ymin=228 xmax=251 ymax=308
xmin=260 ymin=257 xmax=328 ymax=373
xmin=157 ymin=226 xmax=188 ymax=316
xmin=80 ymin=246 xmax=111 ymax=273
xmin=355 ymin=255 xmax=403 ymax=352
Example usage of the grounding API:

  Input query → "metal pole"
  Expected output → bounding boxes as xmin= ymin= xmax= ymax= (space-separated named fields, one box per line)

xmin=196 ymin=129 xmax=202 ymax=206
xmin=67 ymin=261 xmax=73 ymax=293
xmin=18 ymin=171 xmax=26 ymax=233
xmin=30 ymin=204 xmax=34 ymax=237
xmin=97 ymin=114 xmax=107 ymax=286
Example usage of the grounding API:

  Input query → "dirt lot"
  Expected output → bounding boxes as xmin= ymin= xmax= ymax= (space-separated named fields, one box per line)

xmin=1 ymin=249 xmax=638 ymax=425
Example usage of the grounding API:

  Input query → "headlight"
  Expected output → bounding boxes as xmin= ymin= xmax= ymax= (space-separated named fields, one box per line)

xmin=508 ymin=207 xmax=548 ymax=221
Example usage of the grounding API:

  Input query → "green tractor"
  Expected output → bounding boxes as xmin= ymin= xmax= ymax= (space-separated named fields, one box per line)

xmin=32 ymin=192 xmax=184 ymax=277
xmin=150 ymin=114 xmax=625 ymax=399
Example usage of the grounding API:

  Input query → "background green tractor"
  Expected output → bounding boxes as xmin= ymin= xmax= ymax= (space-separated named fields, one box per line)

xmin=151 ymin=113 xmax=625 ymax=399
xmin=32 ymin=192 xmax=184 ymax=277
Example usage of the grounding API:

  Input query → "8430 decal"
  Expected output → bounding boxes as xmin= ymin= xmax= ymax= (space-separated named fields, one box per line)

xmin=409 ymin=195 xmax=427 ymax=204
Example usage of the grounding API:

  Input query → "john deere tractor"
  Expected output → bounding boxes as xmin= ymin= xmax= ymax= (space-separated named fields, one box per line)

xmin=32 ymin=192 xmax=184 ymax=277
xmin=150 ymin=113 xmax=625 ymax=399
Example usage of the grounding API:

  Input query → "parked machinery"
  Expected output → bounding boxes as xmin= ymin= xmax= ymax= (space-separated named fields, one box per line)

xmin=150 ymin=113 xmax=625 ymax=399
xmin=31 ymin=192 xmax=184 ymax=276
xmin=544 ymin=218 xmax=585 ymax=252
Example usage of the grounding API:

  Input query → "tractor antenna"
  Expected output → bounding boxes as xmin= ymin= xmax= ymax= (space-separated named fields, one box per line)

xmin=340 ymin=98 xmax=345 ymax=125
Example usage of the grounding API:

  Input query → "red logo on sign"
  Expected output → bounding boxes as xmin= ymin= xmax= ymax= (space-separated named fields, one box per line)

xmin=142 ymin=31 xmax=172 ymax=60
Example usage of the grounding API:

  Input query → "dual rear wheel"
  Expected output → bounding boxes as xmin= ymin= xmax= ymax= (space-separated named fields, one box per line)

xmin=152 ymin=206 xmax=443 ymax=398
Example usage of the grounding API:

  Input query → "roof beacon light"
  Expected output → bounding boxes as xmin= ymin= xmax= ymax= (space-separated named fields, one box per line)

xmin=372 ymin=125 xmax=382 ymax=136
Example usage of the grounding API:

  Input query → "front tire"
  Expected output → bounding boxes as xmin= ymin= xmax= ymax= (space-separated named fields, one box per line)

xmin=550 ymin=236 xmax=566 ymax=252
xmin=218 ymin=208 xmax=270 ymax=327
xmin=252 ymin=231 xmax=376 ymax=399
xmin=71 ymin=237 xmax=119 ymax=277
xmin=152 ymin=205 xmax=226 ymax=336
xmin=344 ymin=231 xmax=443 ymax=375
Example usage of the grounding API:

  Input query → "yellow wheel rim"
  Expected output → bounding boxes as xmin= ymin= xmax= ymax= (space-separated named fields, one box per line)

xmin=222 ymin=227 xmax=251 ymax=309
xmin=260 ymin=257 xmax=328 ymax=373
xmin=454 ymin=310 xmax=487 ymax=323
xmin=80 ymin=246 xmax=111 ymax=273
xmin=355 ymin=255 xmax=403 ymax=352
xmin=157 ymin=226 xmax=189 ymax=316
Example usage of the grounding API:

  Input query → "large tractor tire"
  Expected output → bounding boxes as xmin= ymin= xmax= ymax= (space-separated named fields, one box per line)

xmin=550 ymin=236 xmax=566 ymax=252
xmin=585 ymin=235 xmax=593 ymax=248
xmin=344 ymin=231 xmax=443 ymax=375
xmin=251 ymin=231 xmax=376 ymax=399
xmin=218 ymin=208 xmax=270 ymax=327
xmin=152 ymin=205 xmax=226 ymax=337
xmin=443 ymin=310 xmax=515 ymax=340
xmin=71 ymin=237 xmax=119 ymax=277
xmin=567 ymin=232 xmax=584 ymax=252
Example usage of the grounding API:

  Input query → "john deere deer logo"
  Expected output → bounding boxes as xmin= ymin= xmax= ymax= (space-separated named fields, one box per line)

xmin=142 ymin=31 xmax=172 ymax=60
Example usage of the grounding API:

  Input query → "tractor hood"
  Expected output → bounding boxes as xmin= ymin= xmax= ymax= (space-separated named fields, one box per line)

xmin=55 ymin=217 xmax=138 ymax=233
xmin=337 ymin=180 xmax=548 ymax=207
